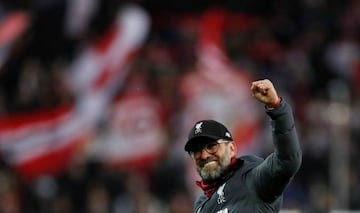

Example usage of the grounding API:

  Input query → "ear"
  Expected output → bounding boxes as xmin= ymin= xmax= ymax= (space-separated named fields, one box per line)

xmin=229 ymin=141 xmax=237 ymax=157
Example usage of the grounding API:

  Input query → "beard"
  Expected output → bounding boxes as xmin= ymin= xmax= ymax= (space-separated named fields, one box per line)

xmin=196 ymin=146 xmax=232 ymax=182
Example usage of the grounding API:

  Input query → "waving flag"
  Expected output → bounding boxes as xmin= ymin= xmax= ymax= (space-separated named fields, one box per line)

xmin=91 ymin=87 xmax=167 ymax=171
xmin=179 ymin=8 xmax=261 ymax=156
xmin=0 ymin=106 xmax=88 ymax=181
xmin=0 ymin=4 xmax=150 ymax=181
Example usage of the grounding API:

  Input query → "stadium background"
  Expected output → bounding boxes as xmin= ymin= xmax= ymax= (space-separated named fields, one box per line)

xmin=0 ymin=0 xmax=359 ymax=212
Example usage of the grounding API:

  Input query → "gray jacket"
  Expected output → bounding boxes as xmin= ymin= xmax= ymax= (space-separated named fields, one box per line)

xmin=194 ymin=100 xmax=302 ymax=213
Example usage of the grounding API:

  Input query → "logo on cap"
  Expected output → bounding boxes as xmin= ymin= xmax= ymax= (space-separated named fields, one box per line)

xmin=225 ymin=132 xmax=231 ymax=138
xmin=194 ymin=122 xmax=203 ymax=134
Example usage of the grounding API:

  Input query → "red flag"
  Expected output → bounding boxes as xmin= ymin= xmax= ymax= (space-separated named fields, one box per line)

xmin=0 ymin=4 xmax=150 ymax=181
xmin=179 ymin=8 xmax=261 ymax=156
xmin=91 ymin=87 xmax=167 ymax=172
xmin=0 ymin=106 xmax=89 ymax=181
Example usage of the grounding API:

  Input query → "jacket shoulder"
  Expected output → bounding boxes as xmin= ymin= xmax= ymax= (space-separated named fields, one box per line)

xmin=237 ymin=155 xmax=264 ymax=174
xmin=239 ymin=155 xmax=264 ymax=162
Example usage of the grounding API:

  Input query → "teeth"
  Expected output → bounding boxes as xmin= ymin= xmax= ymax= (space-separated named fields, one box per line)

xmin=204 ymin=161 xmax=216 ymax=167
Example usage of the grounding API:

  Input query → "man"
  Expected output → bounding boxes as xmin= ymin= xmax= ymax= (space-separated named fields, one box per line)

xmin=184 ymin=79 xmax=302 ymax=213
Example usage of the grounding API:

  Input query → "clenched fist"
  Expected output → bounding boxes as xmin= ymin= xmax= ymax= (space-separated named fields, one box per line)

xmin=251 ymin=79 xmax=280 ymax=108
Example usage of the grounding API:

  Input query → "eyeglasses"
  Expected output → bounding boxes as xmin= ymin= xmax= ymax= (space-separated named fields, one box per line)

xmin=189 ymin=140 xmax=230 ymax=159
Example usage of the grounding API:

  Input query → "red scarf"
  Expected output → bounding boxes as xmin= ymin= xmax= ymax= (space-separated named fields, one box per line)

xmin=195 ymin=157 xmax=239 ymax=198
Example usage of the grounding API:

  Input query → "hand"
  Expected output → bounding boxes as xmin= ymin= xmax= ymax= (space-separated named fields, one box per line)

xmin=251 ymin=79 xmax=280 ymax=107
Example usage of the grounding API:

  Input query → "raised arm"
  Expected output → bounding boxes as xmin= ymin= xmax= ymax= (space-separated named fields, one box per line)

xmin=250 ymin=79 xmax=302 ymax=202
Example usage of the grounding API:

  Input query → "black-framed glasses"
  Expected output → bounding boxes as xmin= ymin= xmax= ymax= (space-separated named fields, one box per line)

xmin=189 ymin=140 xmax=230 ymax=159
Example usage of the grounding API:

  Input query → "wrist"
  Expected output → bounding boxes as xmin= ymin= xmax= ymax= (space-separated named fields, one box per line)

xmin=265 ymin=97 xmax=282 ymax=110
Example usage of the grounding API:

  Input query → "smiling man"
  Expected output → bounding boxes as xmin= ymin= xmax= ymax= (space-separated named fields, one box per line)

xmin=184 ymin=79 xmax=302 ymax=213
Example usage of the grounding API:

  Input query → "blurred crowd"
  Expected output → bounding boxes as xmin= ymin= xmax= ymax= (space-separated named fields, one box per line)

xmin=0 ymin=0 xmax=360 ymax=212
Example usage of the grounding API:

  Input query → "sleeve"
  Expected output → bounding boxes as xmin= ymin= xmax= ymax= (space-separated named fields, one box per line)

xmin=250 ymin=99 xmax=302 ymax=202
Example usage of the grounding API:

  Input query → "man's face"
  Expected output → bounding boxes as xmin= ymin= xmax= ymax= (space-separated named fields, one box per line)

xmin=192 ymin=139 xmax=235 ymax=182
